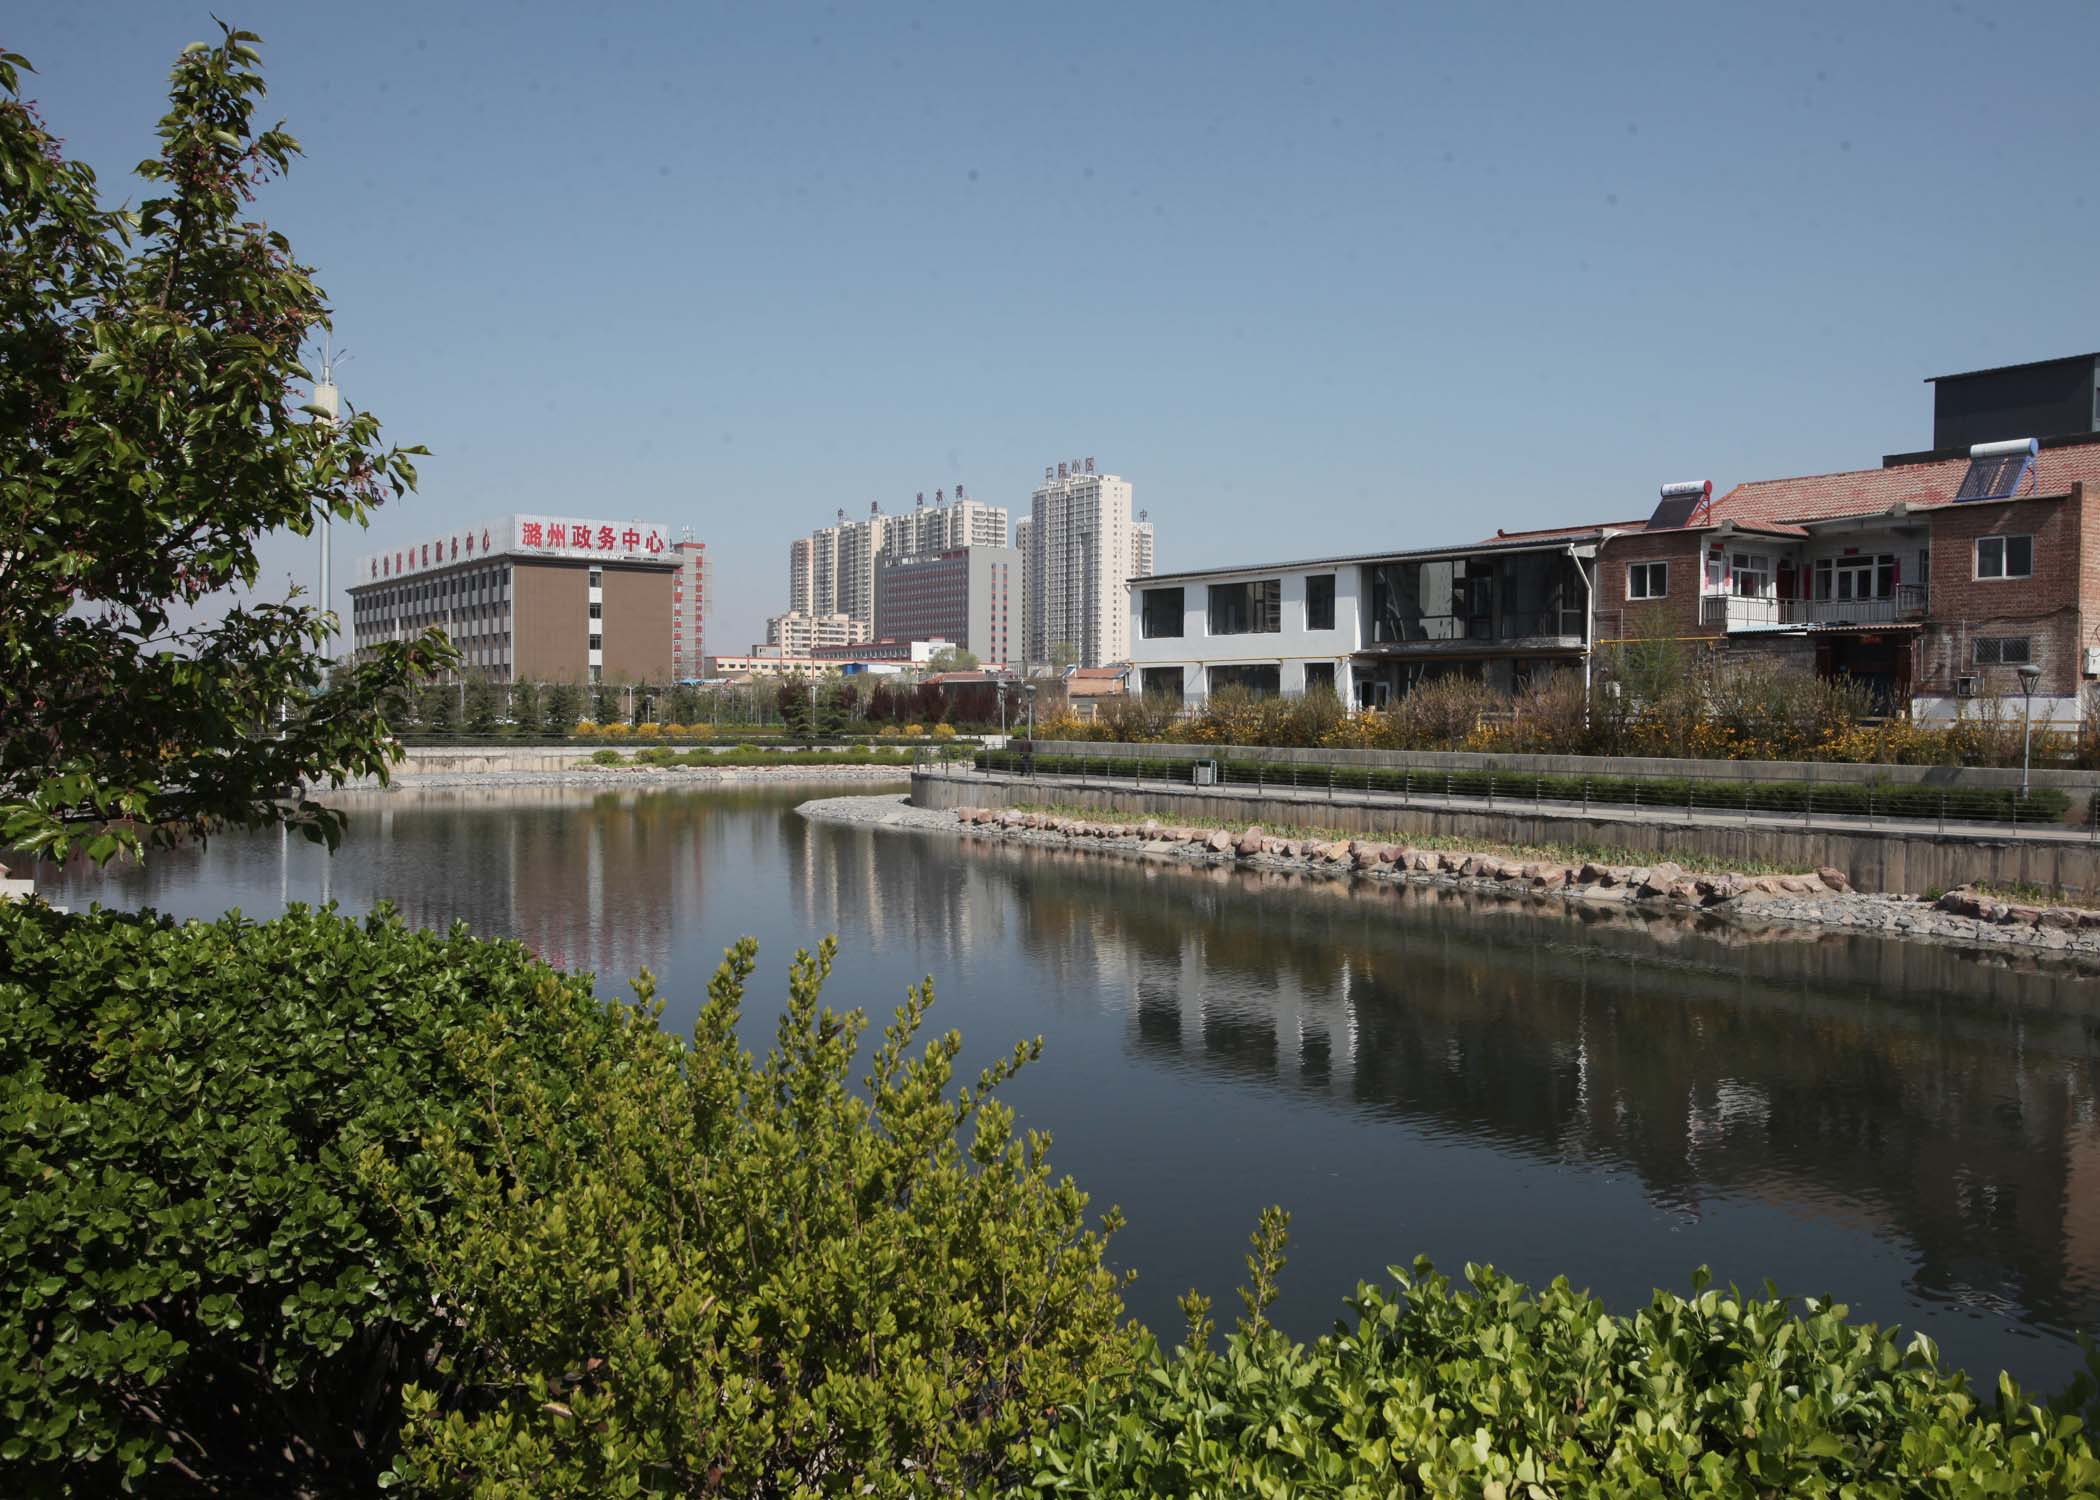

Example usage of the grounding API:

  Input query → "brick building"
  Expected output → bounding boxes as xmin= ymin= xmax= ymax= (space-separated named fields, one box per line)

xmin=1597 ymin=443 xmax=2100 ymax=723
xmin=350 ymin=514 xmax=679 ymax=685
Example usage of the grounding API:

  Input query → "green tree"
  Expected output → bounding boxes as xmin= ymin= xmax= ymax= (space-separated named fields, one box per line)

xmin=462 ymin=673 xmax=498 ymax=734
xmin=926 ymin=644 xmax=980 ymax=674
xmin=591 ymin=684 xmax=616 ymax=726
xmin=418 ymin=681 xmax=454 ymax=735
xmin=541 ymin=682 xmax=577 ymax=738
xmin=508 ymin=678 xmax=539 ymax=734
xmin=666 ymin=683 xmax=699 ymax=725
xmin=377 ymin=938 xmax=1136 ymax=1497
xmin=0 ymin=29 xmax=448 ymax=864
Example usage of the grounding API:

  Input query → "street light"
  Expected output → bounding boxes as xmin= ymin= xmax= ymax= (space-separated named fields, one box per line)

xmin=1023 ymin=682 xmax=1038 ymax=741
xmin=2017 ymin=662 xmax=2043 ymax=798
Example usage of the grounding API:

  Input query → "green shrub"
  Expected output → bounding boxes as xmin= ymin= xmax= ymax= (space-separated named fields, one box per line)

xmin=588 ymin=747 xmax=625 ymax=766
xmin=0 ymin=903 xmax=617 ymax=1496
xmin=1023 ymin=1218 xmax=2100 ymax=1497
xmin=375 ymin=938 xmax=1138 ymax=1497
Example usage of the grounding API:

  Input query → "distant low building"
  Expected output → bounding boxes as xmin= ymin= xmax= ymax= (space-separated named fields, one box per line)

xmin=350 ymin=514 xmax=679 ymax=685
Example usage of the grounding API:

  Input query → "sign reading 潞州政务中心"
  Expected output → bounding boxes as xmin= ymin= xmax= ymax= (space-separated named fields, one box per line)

xmin=354 ymin=515 xmax=673 ymax=583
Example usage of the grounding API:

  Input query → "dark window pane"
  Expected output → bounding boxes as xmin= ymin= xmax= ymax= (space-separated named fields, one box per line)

xmin=1305 ymin=574 xmax=1335 ymax=631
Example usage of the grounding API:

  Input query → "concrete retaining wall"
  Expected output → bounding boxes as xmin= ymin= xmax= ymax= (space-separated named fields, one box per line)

xmin=1029 ymin=739 xmax=2100 ymax=794
xmin=914 ymin=771 xmax=2100 ymax=897
xmin=389 ymin=747 xmax=605 ymax=776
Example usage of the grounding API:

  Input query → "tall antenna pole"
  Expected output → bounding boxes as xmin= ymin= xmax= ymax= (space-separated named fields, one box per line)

xmin=311 ymin=340 xmax=343 ymax=665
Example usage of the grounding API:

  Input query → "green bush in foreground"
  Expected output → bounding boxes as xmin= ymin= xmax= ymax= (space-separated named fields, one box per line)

xmin=0 ymin=902 xmax=616 ymax=1496
xmin=1023 ymin=1214 xmax=2100 ymax=1499
xmin=375 ymin=937 xmax=1137 ymax=1497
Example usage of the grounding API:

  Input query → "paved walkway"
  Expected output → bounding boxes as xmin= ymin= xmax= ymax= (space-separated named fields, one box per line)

xmin=919 ymin=765 xmax=2100 ymax=848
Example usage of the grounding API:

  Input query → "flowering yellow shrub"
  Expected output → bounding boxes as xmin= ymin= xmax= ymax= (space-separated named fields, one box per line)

xmin=575 ymin=720 xmax=598 ymax=734
xmin=635 ymin=721 xmax=661 ymax=737
xmin=600 ymin=723 xmax=630 ymax=739
xmin=932 ymin=723 xmax=956 ymax=739
xmin=904 ymin=723 xmax=926 ymax=738
xmin=1031 ymin=714 xmax=1089 ymax=740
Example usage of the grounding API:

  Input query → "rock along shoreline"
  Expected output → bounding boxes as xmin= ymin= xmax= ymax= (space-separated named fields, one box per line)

xmin=797 ymin=794 xmax=2100 ymax=961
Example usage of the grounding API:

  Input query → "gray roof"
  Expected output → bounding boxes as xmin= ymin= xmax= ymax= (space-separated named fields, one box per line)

xmin=1129 ymin=528 xmax=1615 ymax=589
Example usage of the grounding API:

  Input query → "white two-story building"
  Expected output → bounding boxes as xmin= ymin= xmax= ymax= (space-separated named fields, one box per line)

xmin=1125 ymin=526 xmax=1616 ymax=707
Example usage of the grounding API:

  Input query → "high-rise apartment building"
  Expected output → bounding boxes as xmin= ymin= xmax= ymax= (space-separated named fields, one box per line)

xmin=785 ymin=488 xmax=1009 ymax=636
xmin=671 ymin=535 xmax=711 ymax=681
xmin=1021 ymin=459 xmax=1151 ymax=668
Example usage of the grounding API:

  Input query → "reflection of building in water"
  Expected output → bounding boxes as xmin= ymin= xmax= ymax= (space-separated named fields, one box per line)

xmin=782 ymin=810 xmax=1008 ymax=963
xmin=358 ymin=787 xmax=704 ymax=987
xmin=933 ymin=836 xmax=2100 ymax=1348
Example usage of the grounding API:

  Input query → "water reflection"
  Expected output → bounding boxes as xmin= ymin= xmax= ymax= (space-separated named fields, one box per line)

xmin=39 ymin=783 xmax=2100 ymax=1391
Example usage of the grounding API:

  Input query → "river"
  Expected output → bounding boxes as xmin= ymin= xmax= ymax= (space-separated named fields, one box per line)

xmin=39 ymin=779 xmax=2100 ymax=1393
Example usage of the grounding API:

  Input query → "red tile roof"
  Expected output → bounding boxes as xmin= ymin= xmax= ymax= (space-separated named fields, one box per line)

xmin=1712 ymin=445 xmax=2100 ymax=529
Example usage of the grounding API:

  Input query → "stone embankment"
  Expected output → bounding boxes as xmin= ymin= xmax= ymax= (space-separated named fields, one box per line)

xmin=911 ymin=802 xmax=2100 ymax=956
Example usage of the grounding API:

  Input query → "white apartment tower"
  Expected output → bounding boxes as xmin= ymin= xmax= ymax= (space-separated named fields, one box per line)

xmin=785 ymin=488 xmax=1009 ymax=637
xmin=1023 ymin=460 xmax=1149 ymax=668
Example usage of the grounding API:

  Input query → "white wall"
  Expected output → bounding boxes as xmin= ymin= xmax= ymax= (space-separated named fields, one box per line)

xmin=1126 ymin=564 xmax=1361 ymax=699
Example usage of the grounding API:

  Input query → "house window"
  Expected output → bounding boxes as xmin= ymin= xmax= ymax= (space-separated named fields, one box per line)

xmin=1975 ymin=535 xmax=2033 ymax=580
xmin=1208 ymin=663 xmax=1281 ymax=697
xmin=1304 ymin=661 xmax=1337 ymax=694
xmin=1627 ymin=561 xmax=1668 ymax=600
xmin=1814 ymin=554 xmax=1896 ymax=600
xmin=1208 ymin=579 xmax=1283 ymax=635
xmin=1974 ymin=636 xmax=2032 ymax=665
xmin=1304 ymin=574 xmax=1336 ymax=631
xmin=1140 ymin=666 xmax=1184 ymax=701
xmin=1140 ymin=586 xmax=1185 ymax=638
xmin=1705 ymin=549 xmax=1724 ymax=590
xmin=1732 ymin=553 xmax=1771 ymax=598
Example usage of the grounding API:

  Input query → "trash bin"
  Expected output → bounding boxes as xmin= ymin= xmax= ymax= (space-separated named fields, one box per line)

xmin=1193 ymin=759 xmax=1218 ymax=787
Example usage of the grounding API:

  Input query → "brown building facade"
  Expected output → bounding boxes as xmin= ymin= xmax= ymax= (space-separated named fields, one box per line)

xmin=349 ymin=514 xmax=679 ymax=684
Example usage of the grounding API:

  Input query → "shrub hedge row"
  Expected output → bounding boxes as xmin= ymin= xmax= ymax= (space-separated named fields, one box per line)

xmin=975 ymin=750 xmax=2079 ymax=825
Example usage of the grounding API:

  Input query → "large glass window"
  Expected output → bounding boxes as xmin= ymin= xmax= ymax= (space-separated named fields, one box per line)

xmin=1140 ymin=666 xmax=1184 ymax=700
xmin=1973 ymin=636 xmax=2032 ymax=665
xmin=1207 ymin=579 xmax=1282 ymax=635
xmin=1370 ymin=552 xmax=1582 ymax=642
xmin=1731 ymin=553 xmax=1771 ymax=598
xmin=1208 ymin=663 xmax=1281 ymax=697
xmin=1303 ymin=661 xmax=1336 ymax=694
xmin=1304 ymin=574 xmax=1336 ymax=631
xmin=1976 ymin=535 xmax=2034 ymax=580
xmin=1140 ymin=586 xmax=1185 ymax=638
xmin=1813 ymin=554 xmax=1896 ymax=600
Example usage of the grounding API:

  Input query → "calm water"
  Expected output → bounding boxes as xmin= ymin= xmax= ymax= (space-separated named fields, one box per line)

xmin=42 ymin=781 xmax=2100 ymax=1392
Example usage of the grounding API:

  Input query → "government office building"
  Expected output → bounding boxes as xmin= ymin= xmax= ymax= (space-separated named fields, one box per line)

xmin=348 ymin=514 xmax=680 ymax=684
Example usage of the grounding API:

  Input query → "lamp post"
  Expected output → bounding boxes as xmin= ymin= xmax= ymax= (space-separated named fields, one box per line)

xmin=1023 ymin=682 xmax=1038 ymax=741
xmin=2017 ymin=662 xmax=2043 ymax=799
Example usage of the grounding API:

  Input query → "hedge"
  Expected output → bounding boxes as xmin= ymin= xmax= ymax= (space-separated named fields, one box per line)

xmin=1021 ymin=1239 xmax=2100 ymax=1498
xmin=0 ymin=902 xmax=619 ymax=1495
xmin=975 ymin=750 xmax=2078 ymax=826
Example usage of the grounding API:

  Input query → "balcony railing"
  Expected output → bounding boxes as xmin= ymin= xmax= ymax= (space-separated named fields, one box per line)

xmin=1700 ymin=584 xmax=1927 ymax=631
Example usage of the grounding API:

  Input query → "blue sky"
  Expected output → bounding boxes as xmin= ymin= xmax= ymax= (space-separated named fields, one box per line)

xmin=14 ymin=1 xmax=2097 ymax=650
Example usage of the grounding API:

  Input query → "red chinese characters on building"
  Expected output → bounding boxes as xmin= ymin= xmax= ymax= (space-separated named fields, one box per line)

xmin=570 ymin=525 xmax=592 ymax=551
xmin=621 ymin=527 xmax=640 ymax=551
xmin=482 ymin=528 xmax=491 ymax=551
xmin=396 ymin=551 xmax=404 ymax=572
xmin=450 ymin=536 xmax=459 ymax=560
xmin=522 ymin=521 xmax=544 ymax=546
xmin=546 ymin=523 xmax=566 ymax=547
xmin=644 ymin=529 xmax=664 ymax=553
xmin=465 ymin=531 xmax=474 ymax=555
xmin=595 ymin=525 xmax=615 ymax=550
xmin=421 ymin=544 xmax=430 ymax=565
xmin=370 ymin=560 xmax=378 ymax=579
